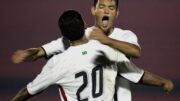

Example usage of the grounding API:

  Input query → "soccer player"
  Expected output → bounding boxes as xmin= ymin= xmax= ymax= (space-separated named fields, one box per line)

xmin=12 ymin=10 xmax=135 ymax=101
xmin=12 ymin=0 xmax=173 ymax=101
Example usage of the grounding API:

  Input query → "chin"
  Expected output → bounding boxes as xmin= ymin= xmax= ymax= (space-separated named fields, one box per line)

xmin=101 ymin=27 xmax=110 ymax=33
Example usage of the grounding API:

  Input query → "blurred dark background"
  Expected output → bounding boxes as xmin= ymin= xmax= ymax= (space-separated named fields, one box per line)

xmin=0 ymin=0 xmax=180 ymax=101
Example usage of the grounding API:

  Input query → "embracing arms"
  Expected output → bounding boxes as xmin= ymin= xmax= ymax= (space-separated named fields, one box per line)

xmin=139 ymin=71 xmax=173 ymax=93
xmin=12 ymin=47 xmax=45 ymax=64
xmin=89 ymin=27 xmax=140 ymax=58
xmin=11 ymin=87 xmax=33 ymax=101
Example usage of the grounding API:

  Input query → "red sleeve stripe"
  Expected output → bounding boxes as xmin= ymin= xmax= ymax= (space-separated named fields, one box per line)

xmin=59 ymin=86 xmax=68 ymax=101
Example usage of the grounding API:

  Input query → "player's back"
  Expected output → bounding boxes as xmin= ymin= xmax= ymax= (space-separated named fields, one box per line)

xmin=52 ymin=40 xmax=118 ymax=101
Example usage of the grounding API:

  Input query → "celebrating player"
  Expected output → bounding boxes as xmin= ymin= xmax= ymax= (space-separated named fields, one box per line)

xmin=12 ymin=10 xmax=141 ymax=101
xmin=12 ymin=0 xmax=173 ymax=101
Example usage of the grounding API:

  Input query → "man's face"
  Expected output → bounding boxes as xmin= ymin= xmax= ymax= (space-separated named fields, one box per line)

xmin=92 ymin=0 xmax=118 ymax=33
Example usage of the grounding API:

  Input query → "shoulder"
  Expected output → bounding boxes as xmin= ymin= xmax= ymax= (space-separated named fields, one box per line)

xmin=113 ymin=28 xmax=136 ymax=36
xmin=85 ymin=27 xmax=93 ymax=38
xmin=85 ymin=27 xmax=93 ymax=32
xmin=112 ymin=28 xmax=138 ymax=40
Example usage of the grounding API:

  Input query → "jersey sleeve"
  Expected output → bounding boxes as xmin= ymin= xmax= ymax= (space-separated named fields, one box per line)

xmin=42 ymin=37 xmax=70 ymax=58
xmin=117 ymin=62 xmax=144 ymax=83
xmin=27 ymin=57 xmax=60 ymax=95
xmin=122 ymin=30 xmax=140 ymax=48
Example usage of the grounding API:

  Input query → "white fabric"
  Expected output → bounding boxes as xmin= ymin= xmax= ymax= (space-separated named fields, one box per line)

xmin=41 ymin=27 xmax=144 ymax=101
xmin=116 ymin=77 xmax=132 ymax=101
xmin=27 ymin=40 xmax=129 ymax=101
xmin=85 ymin=27 xmax=140 ymax=47
xmin=42 ymin=38 xmax=65 ymax=57
xmin=42 ymin=27 xmax=140 ymax=56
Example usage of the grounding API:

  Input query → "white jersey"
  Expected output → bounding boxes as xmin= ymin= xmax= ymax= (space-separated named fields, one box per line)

xmin=27 ymin=40 xmax=129 ymax=101
xmin=43 ymin=27 xmax=140 ymax=58
xmin=42 ymin=27 xmax=144 ymax=101
xmin=85 ymin=27 xmax=140 ymax=47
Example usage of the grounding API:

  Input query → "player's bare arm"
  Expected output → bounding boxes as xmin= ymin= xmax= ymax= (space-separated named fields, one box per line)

xmin=12 ymin=47 xmax=45 ymax=64
xmin=139 ymin=71 xmax=174 ymax=93
xmin=90 ymin=27 xmax=140 ymax=58
xmin=11 ymin=87 xmax=33 ymax=101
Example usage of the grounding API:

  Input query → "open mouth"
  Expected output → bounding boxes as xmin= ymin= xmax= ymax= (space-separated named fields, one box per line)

xmin=102 ymin=16 xmax=109 ymax=21
xmin=102 ymin=16 xmax=109 ymax=27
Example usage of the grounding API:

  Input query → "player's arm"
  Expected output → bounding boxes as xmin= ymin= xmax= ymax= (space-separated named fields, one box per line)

xmin=104 ymin=38 xmax=140 ymax=58
xmin=12 ymin=59 xmax=58 ymax=101
xmin=11 ymin=87 xmax=33 ymax=101
xmin=12 ymin=37 xmax=68 ymax=64
xmin=90 ymin=27 xmax=140 ymax=58
xmin=12 ymin=47 xmax=45 ymax=64
xmin=139 ymin=71 xmax=174 ymax=93
xmin=117 ymin=61 xmax=174 ymax=93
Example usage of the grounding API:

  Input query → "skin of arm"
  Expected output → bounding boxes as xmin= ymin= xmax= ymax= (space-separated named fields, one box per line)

xmin=89 ymin=27 xmax=141 ymax=58
xmin=104 ymin=38 xmax=140 ymax=58
xmin=11 ymin=87 xmax=33 ymax=101
xmin=139 ymin=71 xmax=174 ymax=93
xmin=12 ymin=47 xmax=45 ymax=64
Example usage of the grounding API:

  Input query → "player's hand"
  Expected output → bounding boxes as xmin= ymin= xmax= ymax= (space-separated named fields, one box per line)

xmin=163 ymin=80 xmax=174 ymax=93
xmin=12 ymin=50 xmax=29 ymax=64
xmin=89 ymin=27 xmax=111 ymax=44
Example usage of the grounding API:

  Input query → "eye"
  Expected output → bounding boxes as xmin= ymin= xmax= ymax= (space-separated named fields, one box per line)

xmin=98 ymin=4 xmax=105 ymax=9
xmin=109 ymin=6 xmax=116 ymax=10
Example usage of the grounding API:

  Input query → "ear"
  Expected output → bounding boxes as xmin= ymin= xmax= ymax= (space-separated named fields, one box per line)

xmin=115 ymin=10 xmax=119 ymax=18
xmin=91 ymin=7 xmax=96 ymax=16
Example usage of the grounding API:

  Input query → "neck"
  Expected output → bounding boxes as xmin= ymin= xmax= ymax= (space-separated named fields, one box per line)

xmin=71 ymin=36 xmax=89 ymax=46
xmin=94 ymin=26 xmax=114 ymax=36
xmin=103 ymin=27 xmax=114 ymax=36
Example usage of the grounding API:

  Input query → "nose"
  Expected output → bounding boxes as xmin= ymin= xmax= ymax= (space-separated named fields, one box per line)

xmin=104 ymin=7 xmax=110 ymax=14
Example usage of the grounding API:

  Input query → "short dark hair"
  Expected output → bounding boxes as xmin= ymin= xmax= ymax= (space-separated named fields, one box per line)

xmin=58 ymin=10 xmax=85 ymax=41
xmin=93 ymin=0 xmax=119 ymax=9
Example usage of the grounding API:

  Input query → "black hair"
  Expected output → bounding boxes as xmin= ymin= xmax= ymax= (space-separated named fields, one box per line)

xmin=93 ymin=0 xmax=119 ymax=9
xmin=58 ymin=10 xmax=85 ymax=41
